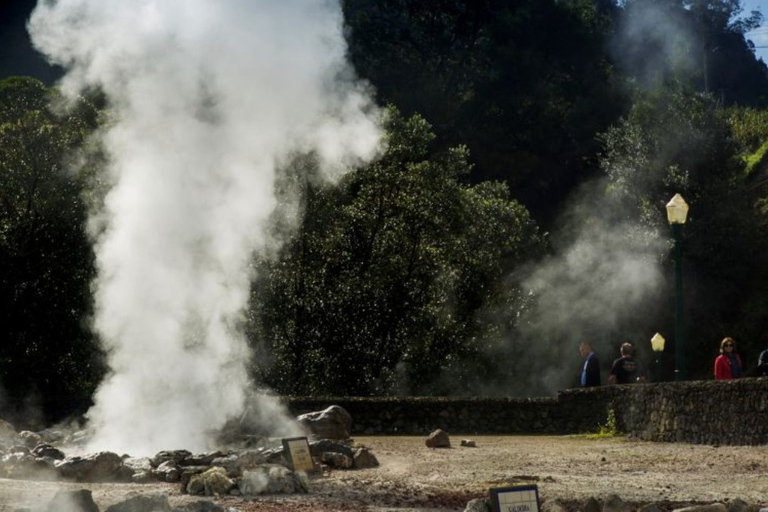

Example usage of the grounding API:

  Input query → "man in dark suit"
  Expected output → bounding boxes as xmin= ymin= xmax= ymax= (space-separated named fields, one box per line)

xmin=579 ymin=341 xmax=601 ymax=387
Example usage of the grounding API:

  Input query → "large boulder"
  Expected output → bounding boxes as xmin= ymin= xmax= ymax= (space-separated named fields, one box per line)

xmin=45 ymin=489 xmax=99 ymax=512
xmin=297 ymin=405 xmax=352 ymax=440
xmin=56 ymin=451 xmax=124 ymax=482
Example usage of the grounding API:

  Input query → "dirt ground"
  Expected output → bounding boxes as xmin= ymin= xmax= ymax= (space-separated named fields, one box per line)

xmin=3 ymin=435 xmax=768 ymax=512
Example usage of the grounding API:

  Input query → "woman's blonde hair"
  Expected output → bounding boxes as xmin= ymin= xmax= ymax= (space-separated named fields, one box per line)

xmin=720 ymin=337 xmax=736 ymax=353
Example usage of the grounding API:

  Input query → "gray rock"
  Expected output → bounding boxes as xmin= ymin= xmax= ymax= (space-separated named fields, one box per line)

xmin=603 ymin=494 xmax=630 ymax=512
xmin=541 ymin=498 xmax=568 ymax=512
xmin=309 ymin=439 xmax=354 ymax=458
xmin=32 ymin=444 xmax=65 ymax=460
xmin=238 ymin=464 xmax=309 ymax=496
xmin=182 ymin=451 xmax=227 ymax=467
xmin=352 ymin=447 xmax=379 ymax=469
xmin=727 ymin=499 xmax=754 ymax=512
xmin=45 ymin=489 xmax=99 ymax=512
xmin=0 ymin=419 xmax=20 ymax=448
xmin=155 ymin=460 xmax=181 ymax=482
xmin=297 ymin=405 xmax=352 ymax=440
xmin=18 ymin=431 xmax=43 ymax=449
xmin=425 ymin=429 xmax=451 ymax=448
xmin=104 ymin=493 xmax=172 ymax=512
xmin=321 ymin=451 xmax=353 ymax=469
xmin=464 ymin=497 xmax=491 ymax=512
xmin=171 ymin=500 xmax=225 ymax=512
xmin=56 ymin=451 xmax=124 ymax=482
xmin=151 ymin=450 xmax=191 ymax=468
xmin=673 ymin=504 xmax=727 ymax=512
xmin=584 ymin=496 xmax=601 ymax=512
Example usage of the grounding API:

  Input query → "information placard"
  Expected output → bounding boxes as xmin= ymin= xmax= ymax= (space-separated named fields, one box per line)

xmin=489 ymin=484 xmax=540 ymax=512
xmin=281 ymin=436 xmax=316 ymax=472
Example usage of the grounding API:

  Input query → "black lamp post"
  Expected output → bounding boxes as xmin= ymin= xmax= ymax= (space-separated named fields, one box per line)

xmin=666 ymin=194 xmax=689 ymax=382
xmin=651 ymin=332 xmax=665 ymax=382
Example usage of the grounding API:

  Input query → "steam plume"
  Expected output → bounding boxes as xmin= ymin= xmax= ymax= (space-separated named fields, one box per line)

xmin=28 ymin=0 xmax=381 ymax=455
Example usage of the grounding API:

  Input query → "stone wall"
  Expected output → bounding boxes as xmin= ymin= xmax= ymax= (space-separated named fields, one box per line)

xmin=285 ymin=378 xmax=768 ymax=445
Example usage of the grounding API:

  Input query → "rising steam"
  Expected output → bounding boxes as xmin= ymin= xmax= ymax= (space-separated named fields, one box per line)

xmin=28 ymin=0 xmax=381 ymax=455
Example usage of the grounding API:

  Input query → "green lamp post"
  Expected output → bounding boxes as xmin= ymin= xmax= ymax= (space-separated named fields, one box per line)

xmin=651 ymin=332 xmax=665 ymax=382
xmin=666 ymin=194 xmax=689 ymax=381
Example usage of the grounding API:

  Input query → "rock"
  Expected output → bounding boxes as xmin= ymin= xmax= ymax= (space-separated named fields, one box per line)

xmin=425 ymin=429 xmax=451 ymax=448
xmin=542 ymin=498 xmax=569 ymax=512
xmin=181 ymin=451 xmax=228 ymax=467
xmin=464 ymin=497 xmax=491 ymax=512
xmin=171 ymin=501 xmax=226 ymax=512
xmin=460 ymin=439 xmax=477 ymax=447
xmin=155 ymin=460 xmax=181 ymax=482
xmin=238 ymin=464 xmax=309 ymax=496
xmin=151 ymin=450 xmax=191 ymax=468
xmin=0 ymin=419 xmax=20 ymax=448
xmin=584 ymin=496 xmax=602 ymax=512
xmin=32 ymin=444 xmax=65 ymax=460
xmin=45 ymin=489 xmax=99 ymax=512
xmin=186 ymin=466 xmax=234 ymax=496
xmin=297 ymin=405 xmax=352 ymax=440
xmin=673 ymin=504 xmax=727 ymax=512
xmin=321 ymin=451 xmax=353 ymax=469
xmin=1 ymin=452 xmax=58 ymax=480
xmin=603 ymin=494 xmax=631 ymax=512
xmin=18 ymin=431 xmax=43 ymax=449
xmin=309 ymin=439 xmax=353 ymax=457
xmin=352 ymin=447 xmax=379 ymax=469
xmin=727 ymin=499 xmax=753 ymax=512
xmin=104 ymin=493 xmax=172 ymax=512
xmin=56 ymin=451 xmax=124 ymax=482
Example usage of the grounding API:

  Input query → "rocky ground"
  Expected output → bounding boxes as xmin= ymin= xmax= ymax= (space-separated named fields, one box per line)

xmin=3 ymin=435 xmax=768 ymax=511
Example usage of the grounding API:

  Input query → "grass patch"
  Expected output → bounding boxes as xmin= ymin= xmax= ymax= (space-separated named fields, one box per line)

xmin=586 ymin=407 xmax=621 ymax=439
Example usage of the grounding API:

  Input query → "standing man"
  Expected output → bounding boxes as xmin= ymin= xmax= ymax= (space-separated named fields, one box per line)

xmin=608 ymin=342 xmax=646 ymax=384
xmin=579 ymin=341 xmax=601 ymax=387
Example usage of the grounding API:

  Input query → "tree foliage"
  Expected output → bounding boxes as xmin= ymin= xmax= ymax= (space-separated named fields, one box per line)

xmin=0 ymin=76 xmax=101 ymax=425
xmin=249 ymin=107 xmax=544 ymax=395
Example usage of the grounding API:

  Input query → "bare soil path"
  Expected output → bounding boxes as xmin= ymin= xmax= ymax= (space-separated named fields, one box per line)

xmin=3 ymin=435 xmax=768 ymax=511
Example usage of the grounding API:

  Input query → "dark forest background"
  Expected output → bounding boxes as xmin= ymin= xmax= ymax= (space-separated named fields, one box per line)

xmin=2 ymin=0 xmax=768 ymax=425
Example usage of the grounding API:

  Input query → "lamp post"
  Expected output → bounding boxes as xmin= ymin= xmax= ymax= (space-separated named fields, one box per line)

xmin=651 ymin=332 xmax=665 ymax=382
xmin=666 ymin=194 xmax=689 ymax=381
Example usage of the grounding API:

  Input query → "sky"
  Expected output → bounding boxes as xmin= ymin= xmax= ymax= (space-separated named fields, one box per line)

xmin=744 ymin=0 xmax=768 ymax=63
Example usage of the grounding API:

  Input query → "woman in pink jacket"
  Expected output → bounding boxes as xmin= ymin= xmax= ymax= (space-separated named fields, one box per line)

xmin=714 ymin=337 xmax=743 ymax=380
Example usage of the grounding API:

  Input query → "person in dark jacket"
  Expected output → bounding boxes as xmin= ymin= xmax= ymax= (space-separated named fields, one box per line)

xmin=579 ymin=341 xmax=601 ymax=387
xmin=608 ymin=342 xmax=646 ymax=384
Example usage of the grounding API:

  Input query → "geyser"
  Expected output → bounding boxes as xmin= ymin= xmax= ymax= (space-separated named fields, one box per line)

xmin=28 ymin=0 xmax=381 ymax=455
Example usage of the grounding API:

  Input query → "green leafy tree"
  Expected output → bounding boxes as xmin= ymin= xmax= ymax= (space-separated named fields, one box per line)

xmin=0 ymin=76 xmax=102 ymax=425
xmin=342 ymin=0 xmax=623 ymax=226
xmin=249 ymin=107 xmax=543 ymax=395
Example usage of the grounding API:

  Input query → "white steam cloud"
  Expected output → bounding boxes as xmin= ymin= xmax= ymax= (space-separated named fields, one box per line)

xmin=28 ymin=0 xmax=381 ymax=455
xmin=611 ymin=1 xmax=699 ymax=87
xmin=510 ymin=180 xmax=667 ymax=395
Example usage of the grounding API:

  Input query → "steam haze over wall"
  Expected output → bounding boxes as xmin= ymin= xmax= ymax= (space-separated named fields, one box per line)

xmin=28 ymin=0 xmax=382 ymax=455
xmin=512 ymin=179 xmax=667 ymax=394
